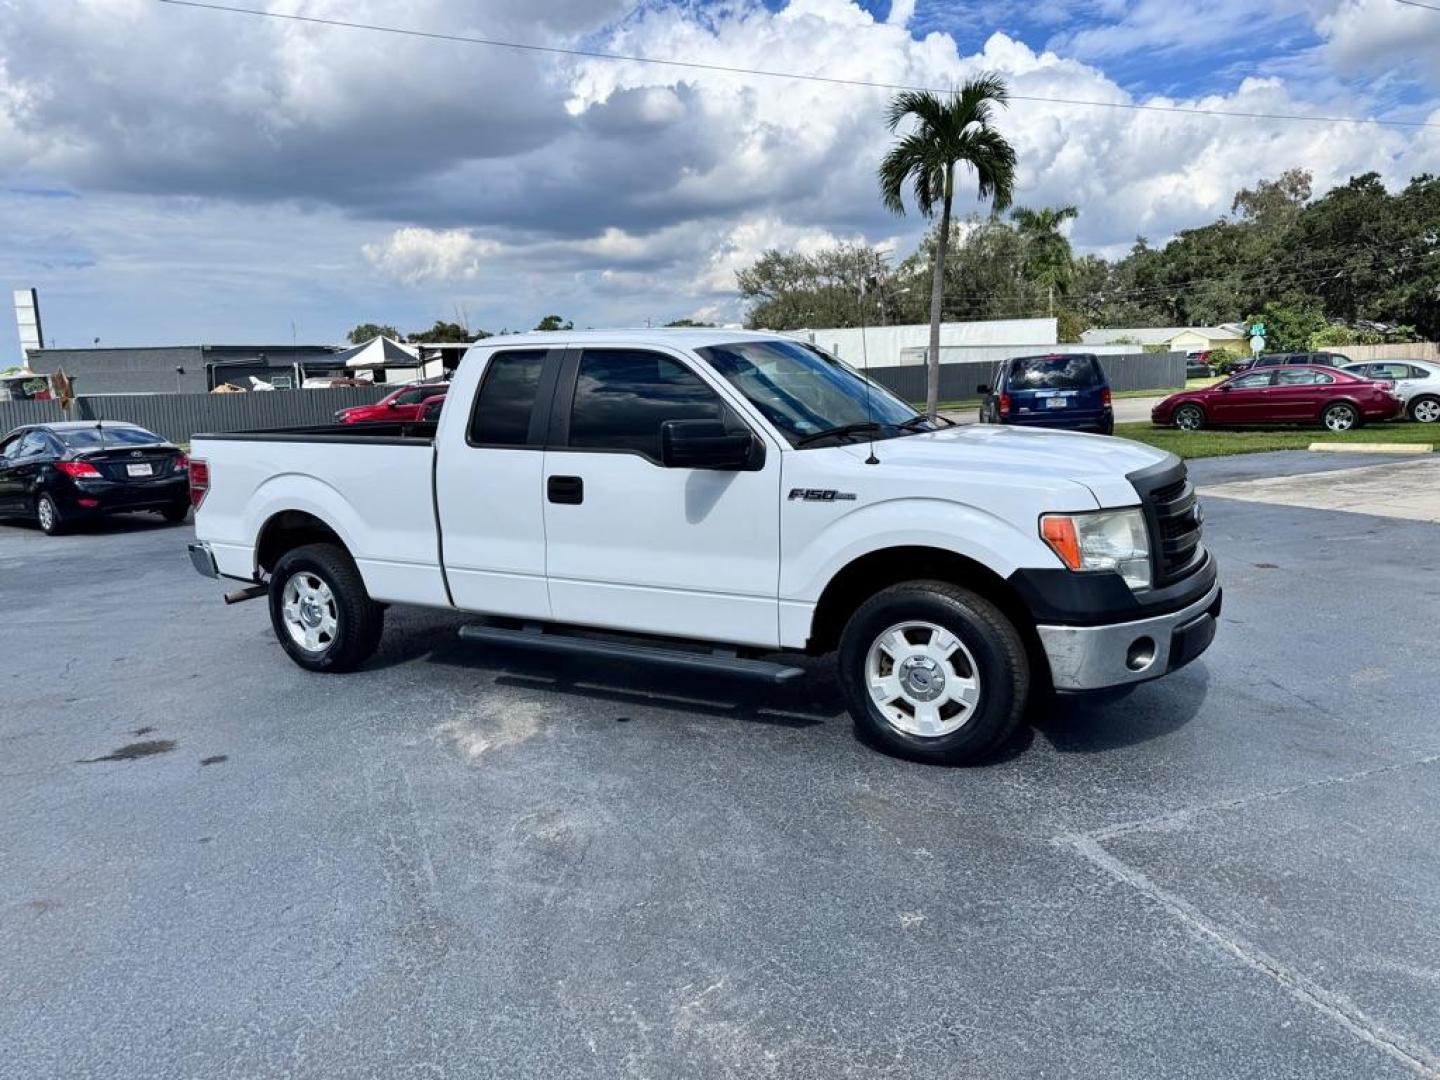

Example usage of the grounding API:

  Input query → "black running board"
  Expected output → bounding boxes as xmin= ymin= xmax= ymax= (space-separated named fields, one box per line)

xmin=458 ymin=624 xmax=805 ymax=684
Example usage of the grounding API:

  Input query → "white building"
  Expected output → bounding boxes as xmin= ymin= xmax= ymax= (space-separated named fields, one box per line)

xmin=785 ymin=318 xmax=1058 ymax=369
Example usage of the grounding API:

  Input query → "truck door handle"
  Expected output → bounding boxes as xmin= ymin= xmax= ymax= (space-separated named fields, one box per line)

xmin=547 ymin=475 xmax=584 ymax=505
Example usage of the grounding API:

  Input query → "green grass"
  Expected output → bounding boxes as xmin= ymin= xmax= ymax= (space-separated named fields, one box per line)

xmin=1115 ymin=421 xmax=1437 ymax=459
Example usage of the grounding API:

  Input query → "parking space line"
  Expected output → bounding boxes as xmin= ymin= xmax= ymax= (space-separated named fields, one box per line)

xmin=1064 ymin=834 xmax=1440 ymax=1078
xmin=1054 ymin=750 xmax=1440 ymax=1078
xmin=1082 ymin=749 xmax=1440 ymax=844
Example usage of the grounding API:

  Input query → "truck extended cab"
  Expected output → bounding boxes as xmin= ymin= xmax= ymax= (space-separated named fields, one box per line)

xmin=187 ymin=330 xmax=1220 ymax=764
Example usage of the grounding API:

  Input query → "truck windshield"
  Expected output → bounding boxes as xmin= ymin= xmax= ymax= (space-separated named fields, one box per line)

xmin=697 ymin=339 xmax=924 ymax=446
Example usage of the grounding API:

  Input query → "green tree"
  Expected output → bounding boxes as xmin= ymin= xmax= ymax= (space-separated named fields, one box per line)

xmin=346 ymin=323 xmax=401 ymax=345
xmin=664 ymin=318 xmax=717 ymax=327
xmin=407 ymin=320 xmax=488 ymax=343
xmin=738 ymin=243 xmax=905 ymax=330
xmin=879 ymin=75 xmax=1017 ymax=419
xmin=1011 ymin=205 xmax=1078 ymax=316
xmin=534 ymin=315 xmax=573 ymax=332
xmin=1249 ymin=298 xmax=1328 ymax=351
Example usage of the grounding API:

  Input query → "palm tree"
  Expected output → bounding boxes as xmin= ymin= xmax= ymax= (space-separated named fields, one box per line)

xmin=1011 ymin=205 xmax=1078 ymax=317
xmin=879 ymin=76 xmax=1017 ymax=420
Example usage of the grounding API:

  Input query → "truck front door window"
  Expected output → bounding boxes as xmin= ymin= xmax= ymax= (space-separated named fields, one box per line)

xmin=568 ymin=350 xmax=724 ymax=462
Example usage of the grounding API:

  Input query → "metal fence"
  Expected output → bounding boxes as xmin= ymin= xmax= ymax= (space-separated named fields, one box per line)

xmin=871 ymin=351 xmax=1187 ymax=402
xmin=0 ymin=386 xmax=394 ymax=444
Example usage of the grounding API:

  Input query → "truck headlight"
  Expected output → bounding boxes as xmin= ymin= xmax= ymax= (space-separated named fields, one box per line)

xmin=1040 ymin=508 xmax=1152 ymax=591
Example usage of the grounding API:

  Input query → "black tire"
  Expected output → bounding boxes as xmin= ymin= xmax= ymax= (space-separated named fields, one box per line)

xmin=1098 ymin=414 xmax=1115 ymax=436
xmin=837 ymin=580 xmax=1029 ymax=765
xmin=160 ymin=504 xmax=189 ymax=524
xmin=268 ymin=543 xmax=384 ymax=672
xmin=1321 ymin=401 xmax=1360 ymax=433
xmin=1408 ymin=395 xmax=1440 ymax=424
xmin=36 ymin=493 xmax=67 ymax=535
xmin=1173 ymin=404 xmax=1205 ymax=431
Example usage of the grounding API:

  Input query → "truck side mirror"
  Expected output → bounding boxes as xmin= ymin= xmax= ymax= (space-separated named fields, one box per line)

xmin=661 ymin=419 xmax=756 ymax=471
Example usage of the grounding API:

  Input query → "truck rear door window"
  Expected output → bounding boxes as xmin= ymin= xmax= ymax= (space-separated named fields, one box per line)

xmin=568 ymin=350 xmax=723 ymax=462
xmin=469 ymin=351 xmax=546 ymax=446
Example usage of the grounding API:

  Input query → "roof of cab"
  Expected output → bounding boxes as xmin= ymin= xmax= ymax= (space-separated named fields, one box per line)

xmin=462 ymin=328 xmax=792 ymax=351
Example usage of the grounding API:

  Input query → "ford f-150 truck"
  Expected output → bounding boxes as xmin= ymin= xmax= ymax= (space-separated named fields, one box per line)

xmin=187 ymin=329 xmax=1219 ymax=764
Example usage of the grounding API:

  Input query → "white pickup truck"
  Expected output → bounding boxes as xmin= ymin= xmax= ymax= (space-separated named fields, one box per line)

xmin=187 ymin=329 xmax=1219 ymax=764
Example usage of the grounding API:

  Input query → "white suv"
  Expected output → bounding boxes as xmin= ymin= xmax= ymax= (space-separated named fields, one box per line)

xmin=1341 ymin=360 xmax=1440 ymax=423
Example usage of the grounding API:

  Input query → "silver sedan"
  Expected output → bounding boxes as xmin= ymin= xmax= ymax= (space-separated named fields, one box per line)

xmin=1341 ymin=360 xmax=1440 ymax=423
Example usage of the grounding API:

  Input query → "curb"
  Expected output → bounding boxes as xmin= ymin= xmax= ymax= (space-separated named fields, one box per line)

xmin=1308 ymin=442 xmax=1433 ymax=455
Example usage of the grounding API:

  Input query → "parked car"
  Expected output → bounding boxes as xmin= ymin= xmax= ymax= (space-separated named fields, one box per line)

xmin=1185 ymin=353 xmax=1213 ymax=379
xmin=1229 ymin=351 xmax=1347 ymax=374
xmin=1340 ymin=360 xmax=1440 ymax=423
xmin=1151 ymin=365 xmax=1403 ymax=432
xmin=418 ymin=395 xmax=446 ymax=422
xmin=977 ymin=353 xmax=1113 ymax=435
xmin=187 ymin=329 xmax=1219 ymax=766
xmin=0 ymin=421 xmax=190 ymax=534
xmin=335 ymin=382 xmax=448 ymax=423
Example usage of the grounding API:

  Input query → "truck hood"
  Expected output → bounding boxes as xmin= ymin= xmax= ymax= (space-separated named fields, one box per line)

xmin=839 ymin=424 xmax=1175 ymax=507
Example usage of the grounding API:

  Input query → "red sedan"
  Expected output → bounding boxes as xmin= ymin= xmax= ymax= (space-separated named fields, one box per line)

xmin=335 ymin=382 xmax=448 ymax=424
xmin=1151 ymin=365 xmax=1402 ymax=433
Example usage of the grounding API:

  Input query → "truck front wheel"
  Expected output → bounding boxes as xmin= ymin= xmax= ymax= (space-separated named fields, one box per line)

xmin=269 ymin=543 xmax=384 ymax=672
xmin=837 ymin=581 xmax=1029 ymax=765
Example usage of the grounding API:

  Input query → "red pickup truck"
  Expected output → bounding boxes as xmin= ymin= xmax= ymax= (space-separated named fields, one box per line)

xmin=335 ymin=382 xmax=448 ymax=424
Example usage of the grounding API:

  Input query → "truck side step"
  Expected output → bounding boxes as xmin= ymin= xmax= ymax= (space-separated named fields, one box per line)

xmin=458 ymin=624 xmax=806 ymax=685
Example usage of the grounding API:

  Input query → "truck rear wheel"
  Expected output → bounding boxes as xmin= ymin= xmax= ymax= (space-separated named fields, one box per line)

xmin=269 ymin=543 xmax=384 ymax=672
xmin=837 ymin=581 xmax=1029 ymax=765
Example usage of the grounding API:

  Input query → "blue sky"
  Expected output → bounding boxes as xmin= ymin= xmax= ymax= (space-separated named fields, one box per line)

xmin=1 ymin=0 xmax=1437 ymax=355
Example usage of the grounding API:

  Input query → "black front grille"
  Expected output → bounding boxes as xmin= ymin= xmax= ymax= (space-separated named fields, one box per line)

xmin=1129 ymin=460 xmax=1206 ymax=587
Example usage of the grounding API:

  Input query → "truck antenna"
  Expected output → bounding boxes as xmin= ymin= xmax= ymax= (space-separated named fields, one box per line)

xmin=858 ymin=274 xmax=880 ymax=465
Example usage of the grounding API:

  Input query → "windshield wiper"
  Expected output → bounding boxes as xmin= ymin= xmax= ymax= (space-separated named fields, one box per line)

xmin=795 ymin=421 xmax=885 ymax=447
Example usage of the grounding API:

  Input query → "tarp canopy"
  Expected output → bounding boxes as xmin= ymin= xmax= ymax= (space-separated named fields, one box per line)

xmin=331 ymin=336 xmax=420 ymax=369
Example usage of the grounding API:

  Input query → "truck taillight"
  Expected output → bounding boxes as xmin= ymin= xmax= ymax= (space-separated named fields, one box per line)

xmin=998 ymin=393 xmax=1012 ymax=417
xmin=56 ymin=460 xmax=101 ymax=478
xmin=1101 ymin=387 xmax=1113 ymax=407
xmin=189 ymin=459 xmax=210 ymax=509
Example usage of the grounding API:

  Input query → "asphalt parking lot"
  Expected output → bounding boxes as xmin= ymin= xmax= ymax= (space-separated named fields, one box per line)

xmin=3 ymin=450 xmax=1438 ymax=1079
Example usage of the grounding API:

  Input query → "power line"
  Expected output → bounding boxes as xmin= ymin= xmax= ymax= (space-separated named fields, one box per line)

xmin=155 ymin=0 xmax=1440 ymax=131
xmin=1392 ymin=0 xmax=1440 ymax=11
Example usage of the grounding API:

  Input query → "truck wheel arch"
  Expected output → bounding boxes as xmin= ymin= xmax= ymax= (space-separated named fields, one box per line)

xmin=256 ymin=510 xmax=350 ymax=576
xmin=807 ymin=546 xmax=1043 ymax=673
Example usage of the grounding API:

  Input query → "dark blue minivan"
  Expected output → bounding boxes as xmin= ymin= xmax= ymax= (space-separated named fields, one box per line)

xmin=978 ymin=353 xmax=1113 ymax=435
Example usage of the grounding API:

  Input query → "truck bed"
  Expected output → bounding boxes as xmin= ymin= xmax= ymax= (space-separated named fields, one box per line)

xmin=190 ymin=423 xmax=448 ymax=606
xmin=191 ymin=420 xmax=438 ymax=444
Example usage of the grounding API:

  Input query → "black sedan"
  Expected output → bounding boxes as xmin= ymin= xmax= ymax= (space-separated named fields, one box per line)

xmin=0 ymin=421 xmax=191 ymax=535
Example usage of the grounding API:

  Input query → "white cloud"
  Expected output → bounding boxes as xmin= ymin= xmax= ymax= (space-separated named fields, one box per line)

xmin=362 ymin=228 xmax=501 ymax=284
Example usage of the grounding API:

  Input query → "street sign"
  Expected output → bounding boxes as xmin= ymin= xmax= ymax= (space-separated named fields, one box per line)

xmin=1249 ymin=334 xmax=1265 ymax=355
xmin=1249 ymin=322 xmax=1266 ymax=337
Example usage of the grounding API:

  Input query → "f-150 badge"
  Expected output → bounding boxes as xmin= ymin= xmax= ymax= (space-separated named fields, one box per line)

xmin=788 ymin=489 xmax=857 ymax=502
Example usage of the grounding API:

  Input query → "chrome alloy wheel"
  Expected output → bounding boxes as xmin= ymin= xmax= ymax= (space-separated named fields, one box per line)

xmin=1413 ymin=398 xmax=1440 ymax=424
xmin=282 ymin=572 xmax=338 ymax=653
xmin=36 ymin=497 xmax=56 ymax=532
xmin=865 ymin=621 xmax=982 ymax=738
xmin=1174 ymin=406 xmax=1204 ymax=431
xmin=1324 ymin=404 xmax=1357 ymax=432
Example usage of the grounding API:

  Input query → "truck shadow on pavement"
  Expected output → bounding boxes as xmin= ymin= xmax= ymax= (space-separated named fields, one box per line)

xmin=1030 ymin=664 xmax=1210 ymax=754
xmin=370 ymin=608 xmax=1208 ymax=760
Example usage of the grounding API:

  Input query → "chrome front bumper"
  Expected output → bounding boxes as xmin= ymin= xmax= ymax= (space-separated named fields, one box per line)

xmin=1036 ymin=579 xmax=1222 ymax=692
xmin=188 ymin=541 xmax=219 ymax=579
